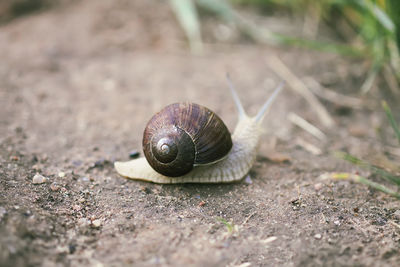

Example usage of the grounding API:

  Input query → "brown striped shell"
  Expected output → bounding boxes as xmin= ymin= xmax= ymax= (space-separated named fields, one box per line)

xmin=142 ymin=103 xmax=233 ymax=177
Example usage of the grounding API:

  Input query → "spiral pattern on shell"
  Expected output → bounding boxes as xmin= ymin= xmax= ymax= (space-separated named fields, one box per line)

xmin=142 ymin=102 xmax=233 ymax=177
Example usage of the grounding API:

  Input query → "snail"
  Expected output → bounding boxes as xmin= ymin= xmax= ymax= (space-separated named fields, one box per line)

xmin=114 ymin=77 xmax=284 ymax=184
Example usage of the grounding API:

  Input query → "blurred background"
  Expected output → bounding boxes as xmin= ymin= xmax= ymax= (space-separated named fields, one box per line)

xmin=1 ymin=0 xmax=399 ymax=92
xmin=2 ymin=1 xmax=400 ymax=266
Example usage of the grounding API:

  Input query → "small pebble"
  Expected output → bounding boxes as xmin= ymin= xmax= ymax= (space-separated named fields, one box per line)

xmin=334 ymin=220 xmax=341 ymax=226
xmin=262 ymin=236 xmax=278 ymax=244
xmin=244 ymin=175 xmax=253 ymax=184
xmin=73 ymin=205 xmax=82 ymax=211
xmin=40 ymin=153 xmax=49 ymax=162
xmin=0 ymin=206 xmax=6 ymax=221
xmin=89 ymin=159 xmax=106 ymax=169
xmin=79 ymin=177 xmax=90 ymax=182
xmin=50 ymin=183 xmax=60 ymax=191
xmin=375 ymin=217 xmax=387 ymax=226
xmin=58 ymin=172 xmax=66 ymax=178
xmin=72 ymin=160 xmax=82 ymax=167
xmin=92 ymin=219 xmax=102 ymax=228
xmin=78 ymin=218 xmax=90 ymax=227
xmin=393 ymin=210 xmax=400 ymax=219
xmin=314 ymin=233 xmax=322 ymax=240
xmin=7 ymin=163 xmax=17 ymax=170
xmin=264 ymin=152 xmax=291 ymax=163
xmin=55 ymin=245 xmax=69 ymax=254
xmin=314 ymin=183 xmax=323 ymax=191
xmin=32 ymin=173 xmax=47 ymax=184
xmin=129 ymin=150 xmax=140 ymax=159
xmin=23 ymin=210 xmax=31 ymax=216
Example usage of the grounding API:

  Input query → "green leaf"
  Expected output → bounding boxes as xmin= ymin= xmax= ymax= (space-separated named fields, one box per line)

xmin=217 ymin=217 xmax=234 ymax=233
xmin=362 ymin=0 xmax=395 ymax=33
xmin=335 ymin=151 xmax=400 ymax=186
xmin=354 ymin=174 xmax=400 ymax=199
xmin=326 ymin=172 xmax=400 ymax=199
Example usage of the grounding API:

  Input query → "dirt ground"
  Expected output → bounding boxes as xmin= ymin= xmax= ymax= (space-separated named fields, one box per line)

xmin=1 ymin=1 xmax=400 ymax=266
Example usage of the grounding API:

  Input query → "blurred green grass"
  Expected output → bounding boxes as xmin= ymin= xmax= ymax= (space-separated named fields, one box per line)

xmin=334 ymin=101 xmax=400 ymax=199
xmin=169 ymin=0 xmax=400 ymax=92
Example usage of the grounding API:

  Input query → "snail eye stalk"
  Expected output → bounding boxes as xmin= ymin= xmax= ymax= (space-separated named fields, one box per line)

xmin=255 ymin=81 xmax=285 ymax=123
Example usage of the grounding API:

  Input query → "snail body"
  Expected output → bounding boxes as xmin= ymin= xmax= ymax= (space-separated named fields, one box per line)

xmin=114 ymin=79 xmax=284 ymax=184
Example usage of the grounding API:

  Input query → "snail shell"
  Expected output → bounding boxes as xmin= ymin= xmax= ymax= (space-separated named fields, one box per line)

xmin=143 ymin=103 xmax=233 ymax=177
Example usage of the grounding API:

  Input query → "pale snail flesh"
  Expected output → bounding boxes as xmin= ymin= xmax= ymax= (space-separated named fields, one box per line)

xmin=114 ymin=78 xmax=284 ymax=184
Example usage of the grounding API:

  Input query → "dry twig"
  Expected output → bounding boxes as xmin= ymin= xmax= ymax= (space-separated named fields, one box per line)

xmin=304 ymin=77 xmax=363 ymax=108
xmin=267 ymin=55 xmax=335 ymax=128
xmin=389 ymin=220 xmax=400 ymax=230
xmin=288 ymin=112 xmax=326 ymax=141
xmin=295 ymin=138 xmax=322 ymax=155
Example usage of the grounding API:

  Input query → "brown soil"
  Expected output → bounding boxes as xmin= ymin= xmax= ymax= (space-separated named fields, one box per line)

xmin=1 ymin=1 xmax=400 ymax=266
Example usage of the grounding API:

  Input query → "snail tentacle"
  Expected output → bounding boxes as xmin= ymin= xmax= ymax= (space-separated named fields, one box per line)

xmin=255 ymin=81 xmax=285 ymax=123
xmin=226 ymin=74 xmax=246 ymax=119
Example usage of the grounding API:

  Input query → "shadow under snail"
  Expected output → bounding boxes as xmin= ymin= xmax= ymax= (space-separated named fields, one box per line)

xmin=114 ymin=77 xmax=284 ymax=184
